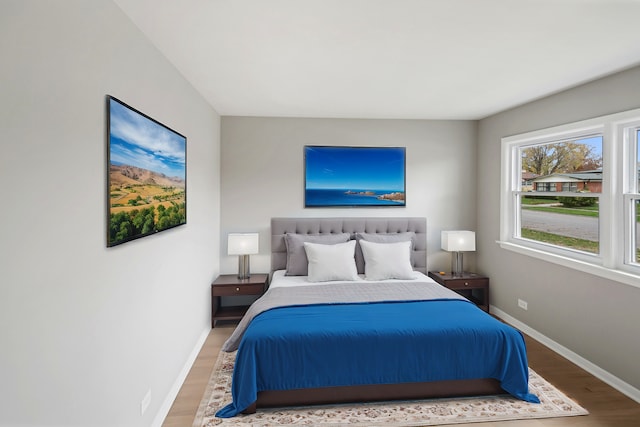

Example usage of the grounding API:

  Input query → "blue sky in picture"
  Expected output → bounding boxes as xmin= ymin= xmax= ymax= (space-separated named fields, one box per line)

xmin=109 ymin=98 xmax=186 ymax=179
xmin=305 ymin=146 xmax=405 ymax=191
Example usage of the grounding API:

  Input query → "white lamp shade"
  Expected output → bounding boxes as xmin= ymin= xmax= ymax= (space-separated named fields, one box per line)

xmin=441 ymin=230 xmax=476 ymax=252
xmin=227 ymin=233 xmax=259 ymax=255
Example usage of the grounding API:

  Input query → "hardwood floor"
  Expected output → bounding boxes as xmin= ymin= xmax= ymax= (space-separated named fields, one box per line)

xmin=162 ymin=322 xmax=640 ymax=427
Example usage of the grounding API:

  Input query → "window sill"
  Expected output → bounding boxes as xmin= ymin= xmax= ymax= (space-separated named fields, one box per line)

xmin=497 ymin=240 xmax=640 ymax=289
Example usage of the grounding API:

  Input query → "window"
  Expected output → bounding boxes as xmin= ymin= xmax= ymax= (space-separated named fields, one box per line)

xmin=500 ymin=108 xmax=640 ymax=288
xmin=518 ymin=136 xmax=602 ymax=255
xmin=625 ymin=128 xmax=640 ymax=265
xmin=535 ymin=182 xmax=557 ymax=192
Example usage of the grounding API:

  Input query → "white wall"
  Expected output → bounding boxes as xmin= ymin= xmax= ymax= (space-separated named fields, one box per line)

xmin=0 ymin=2 xmax=220 ymax=426
xmin=220 ymin=117 xmax=478 ymax=274
xmin=477 ymin=66 xmax=640 ymax=393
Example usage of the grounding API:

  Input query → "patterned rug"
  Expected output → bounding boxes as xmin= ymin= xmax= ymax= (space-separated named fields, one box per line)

xmin=193 ymin=351 xmax=588 ymax=427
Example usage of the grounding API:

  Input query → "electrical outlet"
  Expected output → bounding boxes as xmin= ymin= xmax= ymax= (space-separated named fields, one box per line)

xmin=141 ymin=389 xmax=151 ymax=416
xmin=518 ymin=299 xmax=528 ymax=310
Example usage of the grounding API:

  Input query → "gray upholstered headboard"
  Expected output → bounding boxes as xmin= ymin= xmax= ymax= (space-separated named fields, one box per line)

xmin=271 ymin=217 xmax=427 ymax=274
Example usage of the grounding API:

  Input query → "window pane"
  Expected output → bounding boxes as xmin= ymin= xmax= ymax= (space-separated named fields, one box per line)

xmin=562 ymin=182 xmax=578 ymax=192
xmin=635 ymin=200 xmax=640 ymax=264
xmin=521 ymin=135 xmax=603 ymax=194
xmin=520 ymin=194 xmax=599 ymax=254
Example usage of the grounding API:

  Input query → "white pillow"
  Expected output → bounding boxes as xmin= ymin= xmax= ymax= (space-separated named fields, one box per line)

xmin=303 ymin=240 xmax=359 ymax=282
xmin=359 ymin=240 xmax=415 ymax=280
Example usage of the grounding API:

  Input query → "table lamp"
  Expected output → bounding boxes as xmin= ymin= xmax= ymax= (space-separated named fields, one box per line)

xmin=227 ymin=233 xmax=259 ymax=279
xmin=441 ymin=230 xmax=476 ymax=276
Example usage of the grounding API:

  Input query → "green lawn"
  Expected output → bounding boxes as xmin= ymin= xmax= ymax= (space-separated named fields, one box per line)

xmin=521 ymin=228 xmax=599 ymax=253
xmin=522 ymin=200 xmax=640 ymax=220
xmin=521 ymin=197 xmax=559 ymax=205
xmin=523 ymin=205 xmax=599 ymax=217
xmin=521 ymin=195 xmax=599 ymax=217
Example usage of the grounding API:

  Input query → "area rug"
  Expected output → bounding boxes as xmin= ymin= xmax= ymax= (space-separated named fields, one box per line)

xmin=193 ymin=351 xmax=588 ymax=427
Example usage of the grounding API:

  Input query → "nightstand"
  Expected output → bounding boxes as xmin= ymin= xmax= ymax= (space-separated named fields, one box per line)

xmin=428 ymin=271 xmax=490 ymax=313
xmin=211 ymin=274 xmax=268 ymax=328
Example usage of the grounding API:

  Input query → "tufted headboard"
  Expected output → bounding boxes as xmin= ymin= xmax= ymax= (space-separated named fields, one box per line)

xmin=271 ymin=217 xmax=427 ymax=274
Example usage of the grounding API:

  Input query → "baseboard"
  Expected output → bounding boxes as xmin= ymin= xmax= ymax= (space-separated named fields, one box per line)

xmin=492 ymin=305 xmax=640 ymax=404
xmin=151 ymin=326 xmax=211 ymax=427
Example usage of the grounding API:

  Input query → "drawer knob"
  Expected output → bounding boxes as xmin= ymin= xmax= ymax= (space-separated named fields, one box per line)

xmin=236 ymin=287 xmax=240 ymax=292
xmin=465 ymin=282 xmax=469 ymax=286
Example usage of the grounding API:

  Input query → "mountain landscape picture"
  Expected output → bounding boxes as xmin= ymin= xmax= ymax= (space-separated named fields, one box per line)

xmin=107 ymin=96 xmax=186 ymax=246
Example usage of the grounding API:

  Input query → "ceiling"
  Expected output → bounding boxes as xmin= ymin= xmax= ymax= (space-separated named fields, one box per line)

xmin=114 ymin=0 xmax=640 ymax=120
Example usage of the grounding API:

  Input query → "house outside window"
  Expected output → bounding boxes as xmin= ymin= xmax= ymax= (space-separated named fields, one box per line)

xmin=521 ymin=171 xmax=539 ymax=192
xmin=533 ymin=171 xmax=602 ymax=193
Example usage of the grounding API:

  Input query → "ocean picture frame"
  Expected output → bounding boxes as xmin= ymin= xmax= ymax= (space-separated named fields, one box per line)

xmin=304 ymin=146 xmax=406 ymax=207
xmin=107 ymin=96 xmax=187 ymax=247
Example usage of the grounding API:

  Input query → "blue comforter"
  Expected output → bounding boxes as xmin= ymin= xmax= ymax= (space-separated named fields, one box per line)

xmin=217 ymin=299 xmax=539 ymax=418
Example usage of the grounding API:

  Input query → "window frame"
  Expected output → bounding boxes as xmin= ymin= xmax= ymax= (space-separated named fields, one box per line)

xmin=500 ymin=108 xmax=640 ymax=289
xmin=622 ymin=124 xmax=640 ymax=267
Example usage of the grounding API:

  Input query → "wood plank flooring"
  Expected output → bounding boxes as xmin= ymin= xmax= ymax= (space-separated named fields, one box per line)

xmin=162 ymin=322 xmax=640 ymax=427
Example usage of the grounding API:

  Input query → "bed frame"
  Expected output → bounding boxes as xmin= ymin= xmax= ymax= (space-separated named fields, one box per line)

xmin=242 ymin=217 xmax=503 ymax=413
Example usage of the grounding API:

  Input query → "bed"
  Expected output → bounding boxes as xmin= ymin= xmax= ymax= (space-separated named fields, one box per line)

xmin=216 ymin=217 xmax=539 ymax=418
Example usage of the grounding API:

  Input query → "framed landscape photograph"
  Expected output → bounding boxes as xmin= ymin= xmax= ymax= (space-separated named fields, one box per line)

xmin=304 ymin=146 xmax=406 ymax=207
xmin=107 ymin=96 xmax=186 ymax=247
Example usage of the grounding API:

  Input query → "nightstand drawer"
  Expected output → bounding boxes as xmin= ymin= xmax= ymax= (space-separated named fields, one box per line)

xmin=212 ymin=283 xmax=265 ymax=296
xmin=444 ymin=278 xmax=488 ymax=290
xmin=428 ymin=271 xmax=490 ymax=313
xmin=211 ymin=274 xmax=268 ymax=328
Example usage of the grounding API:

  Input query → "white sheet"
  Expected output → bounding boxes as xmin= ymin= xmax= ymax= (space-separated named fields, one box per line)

xmin=269 ymin=269 xmax=437 ymax=288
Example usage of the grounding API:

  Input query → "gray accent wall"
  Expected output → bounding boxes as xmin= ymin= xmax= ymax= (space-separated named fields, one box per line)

xmin=477 ymin=65 xmax=640 ymax=393
xmin=220 ymin=117 xmax=479 ymax=275
xmin=1 ymin=1 xmax=220 ymax=426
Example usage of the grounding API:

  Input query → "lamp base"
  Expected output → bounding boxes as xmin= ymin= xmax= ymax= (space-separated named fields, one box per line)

xmin=238 ymin=255 xmax=251 ymax=280
xmin=452 ymin=252 xmax=464 ymax=276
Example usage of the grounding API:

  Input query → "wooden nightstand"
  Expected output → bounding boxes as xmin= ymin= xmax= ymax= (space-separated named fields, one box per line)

xmin=211 ymin=274 xmax=268 ymax=328
xmin=428 ymin=271 xmax=490 ymax=313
